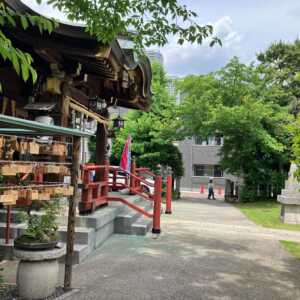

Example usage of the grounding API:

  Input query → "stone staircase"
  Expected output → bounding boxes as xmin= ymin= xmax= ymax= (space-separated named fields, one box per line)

xmin=0 ymin=193 xmax=153 ymax=263
xmin=114 ymin=198 xmax=153 ymax=235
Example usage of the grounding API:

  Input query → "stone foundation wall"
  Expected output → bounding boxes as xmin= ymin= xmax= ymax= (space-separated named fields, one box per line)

xmin=281 ymin=204 xmax=300 ymax=224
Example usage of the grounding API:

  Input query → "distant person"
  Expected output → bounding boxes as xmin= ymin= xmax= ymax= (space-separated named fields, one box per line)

xmin=208 ymin=178 xmax=215 ymax=200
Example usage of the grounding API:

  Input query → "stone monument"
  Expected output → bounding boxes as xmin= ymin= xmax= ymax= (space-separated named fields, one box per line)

xmin=278 ymin=163 xmax=300 ymax=224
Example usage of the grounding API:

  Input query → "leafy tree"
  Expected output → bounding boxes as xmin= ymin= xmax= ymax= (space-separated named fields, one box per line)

xmin=0 ymin=2 xmax=57 ymax=91
xmin=111 ymin=62 xmax=183 ymax=178
xmin=290 ymin=114 xmax=300 ymax=180
xmin=257 ymin=40 xmax=300 ymax=114
xmin=47 ymin=0 xmax=220 ymax=49
xmin=178 ymin=57 xmax=293 ymax=201
xmin=258 ymin=40 xmax=300 ymax=182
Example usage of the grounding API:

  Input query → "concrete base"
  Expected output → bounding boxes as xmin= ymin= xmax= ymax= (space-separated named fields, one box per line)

xmin=14 ymin=247 xmax=64 ymax=299
xmin=17 ymin=259 xmax=59 ymax=299
xmin=280 ymin=204 xmax=300 ymax=224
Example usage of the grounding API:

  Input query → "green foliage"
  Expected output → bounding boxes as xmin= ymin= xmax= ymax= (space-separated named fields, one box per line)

xmin=291 ymin=116 xmax=300 ymax=179
xmin=178 ymin=57 xmax=294 ymax=200
xmin=280 ymin=240 xmax=300 ymax=260
xmin=47 ymin=0 xmax=220 ymax=50
xmin=235 ymin=201 xmax=300 ymax=231
xmin=17 ymin=201 xmax=60 ymax=243
xmin=0 ymin=3 xmax=57 ymax=91
xmin=111 ymin=62 xmax=183 ymax=178
xmin=257 ymin=40 xmax=300 ymax=114
xmin=258 ymin=41 xmax=300 ymax=180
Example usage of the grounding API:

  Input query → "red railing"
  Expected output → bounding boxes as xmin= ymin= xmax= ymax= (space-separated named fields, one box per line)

xmin=165 ymin=167 xmax=172 ymax=214
xmin=79 ymin=160 xmax=171 ymax=234
xmin=79 ymin=162 xmax=109 ymax=213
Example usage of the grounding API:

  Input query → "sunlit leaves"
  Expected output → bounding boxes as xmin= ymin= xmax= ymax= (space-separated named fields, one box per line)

xmin=0 ymin=3 xmax=58 ymax=87
xmin=47 ymin=0 xmax=221 ymax=49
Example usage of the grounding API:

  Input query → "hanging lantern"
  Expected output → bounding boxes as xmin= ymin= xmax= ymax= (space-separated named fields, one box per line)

xmin=88 ymin=96 xmax=107 ymax=113
xmin=113 ymin=114 xmax=125 ymax=129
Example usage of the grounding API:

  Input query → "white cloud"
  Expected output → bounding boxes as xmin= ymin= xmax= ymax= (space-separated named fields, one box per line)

xmin=21 ymin=1 xmax=241 ymax=76
xmin=21 ymin=0 xmax=83 ymax=25
xmin=161 ymin=16 xmax=243 ymax=76
xmin=22 ymin=0 xmax=64 ymax=19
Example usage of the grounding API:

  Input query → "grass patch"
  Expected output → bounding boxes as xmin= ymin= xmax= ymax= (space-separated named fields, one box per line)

xmin=234 ymin=201 xmax=300 ymax=231
xmin=280 ymin=240 xmax=300 ymax=259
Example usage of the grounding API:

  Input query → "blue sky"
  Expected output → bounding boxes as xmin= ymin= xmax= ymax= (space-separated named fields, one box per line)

xmin=162 ymin=0 xmax=300 ymax=76
xmin=22 ymin=0 xmax=300 ymax=76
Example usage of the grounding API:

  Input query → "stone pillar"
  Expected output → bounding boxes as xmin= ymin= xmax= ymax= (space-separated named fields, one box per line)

xmin=278 ymin=163 xmax=300 ymax=224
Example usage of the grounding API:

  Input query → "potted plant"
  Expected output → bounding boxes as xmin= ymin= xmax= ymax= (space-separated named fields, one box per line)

xmin=13 ymin=200 xmax=65 ymax=300
xmin=14 ymin=201 xmax=60 ymax=250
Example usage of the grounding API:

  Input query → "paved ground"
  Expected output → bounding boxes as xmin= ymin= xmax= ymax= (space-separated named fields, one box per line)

xmin=68 ymin=198 xmax=300 ymax=300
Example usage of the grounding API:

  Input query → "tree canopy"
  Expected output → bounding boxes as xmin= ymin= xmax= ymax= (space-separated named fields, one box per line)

xmin=47 ymin=0 xmax=220 ymax=48
xmin=257 ymin=40 xmax=300 ymax=114
xmin=257 ymin=40 xmax=300 ymax=182
xmin=177 ymin=57 xmax=294 ymax=200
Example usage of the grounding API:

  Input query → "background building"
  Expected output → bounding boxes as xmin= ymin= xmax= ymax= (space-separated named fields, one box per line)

xmin=177 ymin=136 xmax=239 ymax=195
xmin=167 ymin=76 xmax=183 ymax=105
xmin=167 ymin=78 xmax=240 ymax=195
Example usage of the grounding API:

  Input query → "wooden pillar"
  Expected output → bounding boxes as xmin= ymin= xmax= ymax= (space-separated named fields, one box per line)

xmin=96 ymin=123 xmax=107 ymax=165
xmin=61 ymin=87 xmax=70 ymax=128
xmin=5 ymin=205 xmax=11 ymax=244
xmin=152 ymin=165 xmax=162 ymax=234
xmin=64 ymin=136 xmax=80 ymax=290
xmin=96 ymin=122 xmax=107 ymax=180
xmin=130 ymin=157 xmax=136 ymax=193
xmin=165 ymin=167 xmax=172 ymax=214
xmin=59 ymin=95 xmax=70 ymax=186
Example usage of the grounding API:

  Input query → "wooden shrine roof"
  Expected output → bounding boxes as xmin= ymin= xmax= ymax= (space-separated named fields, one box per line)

xmin=3 ymin=0 xmax=152 ymax=111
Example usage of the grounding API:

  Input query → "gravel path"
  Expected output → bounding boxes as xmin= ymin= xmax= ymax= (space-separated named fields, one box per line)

xmin=71 ymin=198 xmax=300 ymax=300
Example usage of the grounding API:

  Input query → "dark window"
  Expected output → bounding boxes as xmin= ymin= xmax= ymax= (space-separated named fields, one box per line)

xmin=215 ymin=136 xmax=222 ymax=145
xmin=194 ymin=136 xmax=208 ymax=145
xmin=214 ymin=165 xmax=223 ymax=177
xmin=193 ymin=164 xmax=223 ymax=177
xmin=194 ymin=164 xmax=205 ymax=176
xmin=194 ymin=136 xmax=203 ymax=145
xmin=195 ymin=135 xmax=223 ymax=145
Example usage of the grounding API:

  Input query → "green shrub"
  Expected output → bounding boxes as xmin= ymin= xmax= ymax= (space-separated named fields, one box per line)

xmin=239 ymin=186 xmax=258 ymax=202
xmin=15 ymin=201 xmax=60 ymax=244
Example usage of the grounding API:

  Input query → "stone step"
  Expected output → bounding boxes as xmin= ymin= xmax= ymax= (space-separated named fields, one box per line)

xmin=280 ymin=189 xmax=300 ymax=196
xmin=278 ymin=194 xmax=300 ymax=205
xmin=0 ymin=209 xmax=24 ymax=224
xmin=131 ymin=216 xmax=152 ymax=236
xmin=284 ymin=181 xmax=300 ymax=188
xmin=61 ymin=195 xmax=141 ymax=229
xmin=0 ymin=238 xmax=13 ymax=259
xmin=57 ymin=226 xmax=95 ymax=249
xmin=58 ymin=243 xmax=89 ymax=265
xmin=0 ymin=193 xmax=154 ymax=263
xmin=0 ymin=222 xmax=94 ymax=255
xmin=0 ymin=222 xmax=26 ymax=240
xmin=114 ymin=200 xmax=153 ymax=235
